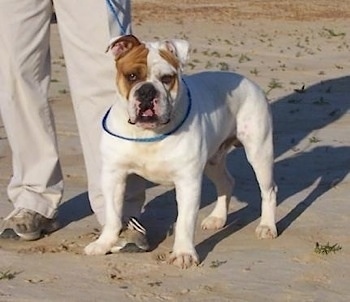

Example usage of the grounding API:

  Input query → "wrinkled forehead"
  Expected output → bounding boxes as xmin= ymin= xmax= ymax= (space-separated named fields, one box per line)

xmin=145 ymin=42 xmax=180 ymax=75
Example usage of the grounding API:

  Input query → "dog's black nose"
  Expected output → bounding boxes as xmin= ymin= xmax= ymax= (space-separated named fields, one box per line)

xmin=136 ymin=83 xmax=157 ymax=107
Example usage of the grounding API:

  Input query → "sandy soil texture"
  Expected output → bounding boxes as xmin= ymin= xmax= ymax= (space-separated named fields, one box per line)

xmin=1 ymin=1 xmax=349 ymax=301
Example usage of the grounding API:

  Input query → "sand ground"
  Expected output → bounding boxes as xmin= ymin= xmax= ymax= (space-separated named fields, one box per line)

xmin=0 ymin=1 xmax=350 ymax=301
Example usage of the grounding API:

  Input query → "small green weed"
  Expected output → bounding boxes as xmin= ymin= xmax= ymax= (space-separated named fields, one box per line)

xmin=0 ymin=270 xmax=18 ymax=281
xmin=205 ymin=61 xmax=213 ymax=69
xmin=217 ymin=62 xmax=229 ymax=71
xmin=187 ymin=62 xmax=197 ymax=70
xmin=210 ymin=260 xmax=227 ymax=268
xmin=314 ymin=242 xmax=342 ymax=255
xmin=266 ymin=78 xmax=283 ymax=95
xmin=238 ymin=54 xmax=251 ymax=63
xmin=211 ymin=51 xmax=220 ymax=58
xmin=309 ymin=136 xmax=321 ymax=143
xmin=147 ymin=281 xmax=162 ymax=287
xmin=322 ymin=28 xmax=346 ymax=38
xmin=250 ymin=68 xmax=259 ymax=76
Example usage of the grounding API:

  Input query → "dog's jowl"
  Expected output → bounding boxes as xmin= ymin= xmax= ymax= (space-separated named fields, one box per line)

xmin=85 ymin=35 xmax=278 ymax=269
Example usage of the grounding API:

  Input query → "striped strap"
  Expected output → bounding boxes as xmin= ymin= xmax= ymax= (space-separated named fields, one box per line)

xmin=127 ymin=217 xmax=146 ymax=235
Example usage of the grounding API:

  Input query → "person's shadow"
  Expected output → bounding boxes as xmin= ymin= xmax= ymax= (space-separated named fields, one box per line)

xmin=57 ymin=75 xmax=350 ymax=262
xmin=56 ymin=192 xmax=93 ymax=228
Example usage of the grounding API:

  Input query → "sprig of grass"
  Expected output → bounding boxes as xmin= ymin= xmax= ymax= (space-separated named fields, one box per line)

xmin=217 ymin=62 xmax=229 ymax=71
xmin=209 ymin=260 xmax=227 ymax=268
xmin=322 ymin=28 xmax=346 ymax=38
xmin=147 ymin=281 xmax=162 ymax=287
xmin=266 ymin=78 xmax=283 ymax=95
xmin=250 ymin=68 xmax=259 ymax=76
xmin=238 ymin=54 xmax=251 ymax=63
xmin=211 ymin=51 xmax=220 ymax=58
xmin=205 ymin=61 xmax=213 ymax=69
xmin=187 ymin=62 xmax=197 ymax=70
xmin=309 ymin=136 xmax=321 ymax=143
xmin=314 ymin=242 xmax=342 ymax=255
xmin=0 ymin=270 xmax=18 ymax=280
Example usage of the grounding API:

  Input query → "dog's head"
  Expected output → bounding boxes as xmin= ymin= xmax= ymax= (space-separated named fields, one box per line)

xmin=107 ymin=35 xmax=189 ymax=130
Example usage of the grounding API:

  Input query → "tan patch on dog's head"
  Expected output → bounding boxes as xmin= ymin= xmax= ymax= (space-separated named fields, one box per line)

xmin=106 ymin=35 xmax=149 ymax=99
xmin=159 ymin=49 xmax=180 ymax=71
xmin=115 ymin=44 xmax=149 ymax=99
xmin=158 ymin=49 xmax=180 ymax=92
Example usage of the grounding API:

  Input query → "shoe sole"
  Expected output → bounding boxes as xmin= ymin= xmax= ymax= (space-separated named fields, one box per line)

xmin=0 ymin=220 xmax=60 ymax=241
xmin=0 ymin=228 xmax=42 ymax=241
xmin=111 ymin=242 xmax=149 ymax=253
xmin=0 ymin=229 xmax=21 ymax=240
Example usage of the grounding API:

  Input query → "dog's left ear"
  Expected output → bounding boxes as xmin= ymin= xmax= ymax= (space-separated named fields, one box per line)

xmin=162 ymin=39 xmax=190 ymax=67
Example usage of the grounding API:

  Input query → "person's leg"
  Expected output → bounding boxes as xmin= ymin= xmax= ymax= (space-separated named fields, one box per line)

xmin=0 ymin=0 xmax=63 ymax=240
xmin=53 ymin=0 xmax=145 ymax=225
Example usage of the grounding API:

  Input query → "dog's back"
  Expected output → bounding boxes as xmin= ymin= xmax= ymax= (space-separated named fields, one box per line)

xmin=183 ymin=71 xmax=271 ymax=156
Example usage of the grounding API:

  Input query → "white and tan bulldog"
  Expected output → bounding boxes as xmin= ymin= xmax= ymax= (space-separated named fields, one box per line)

xmin=85 ymin=35 xmax=278 ymax=268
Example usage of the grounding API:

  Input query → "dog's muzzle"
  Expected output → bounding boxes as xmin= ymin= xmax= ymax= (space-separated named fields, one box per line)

xmin=129 ymin=83 xmax=169 ymax=127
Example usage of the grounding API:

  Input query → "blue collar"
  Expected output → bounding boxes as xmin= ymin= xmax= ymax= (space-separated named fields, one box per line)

xmin=102 ymin=79 xmax=192 ymax=142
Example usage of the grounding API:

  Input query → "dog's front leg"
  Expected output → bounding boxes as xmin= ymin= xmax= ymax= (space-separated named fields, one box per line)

xmin=84 ymin=168 xmax=126 ymax=255
xmin=168 ymin=177 xmax=201 ymax=268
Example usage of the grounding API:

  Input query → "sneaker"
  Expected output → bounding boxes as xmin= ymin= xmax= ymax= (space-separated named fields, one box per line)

xmin=0 ymin=208 xmax=59 ymax=241
xmin=110 ymin=217 xmax=150 ymax=253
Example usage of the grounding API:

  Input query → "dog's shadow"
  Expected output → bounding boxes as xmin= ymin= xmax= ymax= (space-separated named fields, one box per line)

xmin=141 ymin=75 xmax=350 ymax=260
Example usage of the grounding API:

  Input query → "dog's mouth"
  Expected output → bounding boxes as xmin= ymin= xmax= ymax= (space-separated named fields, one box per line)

xmin=128 ymin=108 xmax=170 ymax=129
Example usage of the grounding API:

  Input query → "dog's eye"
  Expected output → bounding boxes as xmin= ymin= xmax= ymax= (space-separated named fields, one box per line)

xmin=127 ymin=73 xmax=138 ymax=82
xmin=160 ymin=74 xmax=175 ymax=85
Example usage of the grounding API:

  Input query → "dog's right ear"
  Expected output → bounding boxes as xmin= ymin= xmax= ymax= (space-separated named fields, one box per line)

xmin=106 ymin=34 xmax=141 ymax=59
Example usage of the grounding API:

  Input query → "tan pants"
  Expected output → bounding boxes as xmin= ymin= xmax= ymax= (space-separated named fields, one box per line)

xmin=0 ymin=0 xmax=145 ymax=224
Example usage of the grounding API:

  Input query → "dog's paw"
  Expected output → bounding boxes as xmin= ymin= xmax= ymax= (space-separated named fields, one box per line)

xmin=168 ymin=251 xmax=199 ymax=269
xmin=84 ymin=240 xmax=112 ymax=255
xmin=201 ymin=215 xmax=226 ymax=230
xmin=255 ymin=224 xmax=277 ymax=239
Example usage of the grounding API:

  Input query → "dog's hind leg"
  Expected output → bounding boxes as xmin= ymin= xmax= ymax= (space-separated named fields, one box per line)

xmin=201 ymin=153 xmax=234 ymax=230
xmin=240 ymin=128 xmax=278 ymax=239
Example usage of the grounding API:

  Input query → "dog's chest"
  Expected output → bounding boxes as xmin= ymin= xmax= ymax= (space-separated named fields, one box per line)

xmin=131 ymin=158 xmax=176 ymax=186
xmin=125 ymin=144 xmax=179 ymax=186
